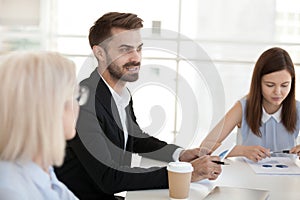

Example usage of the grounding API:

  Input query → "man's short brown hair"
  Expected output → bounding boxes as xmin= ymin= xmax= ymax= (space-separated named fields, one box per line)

xmin=88 ymin=12 xmax=143 ymax=48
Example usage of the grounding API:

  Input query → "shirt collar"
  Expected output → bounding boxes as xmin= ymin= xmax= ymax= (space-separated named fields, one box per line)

xmin=98 ymin=72 xmax=130 ymax=107
xmin=16 ymin=161 xmax=52 ymax=188
xmin=262 ymin=106 xmax=282 ymax=123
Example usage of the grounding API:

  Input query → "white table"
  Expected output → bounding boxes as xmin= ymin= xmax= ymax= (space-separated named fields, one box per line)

xmin=125 ymin=157 xmax=300 ymax=200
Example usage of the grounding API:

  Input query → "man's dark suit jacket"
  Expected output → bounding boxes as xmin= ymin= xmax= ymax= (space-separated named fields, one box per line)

xmin=55 ymin=69 xmax=180 ymax=200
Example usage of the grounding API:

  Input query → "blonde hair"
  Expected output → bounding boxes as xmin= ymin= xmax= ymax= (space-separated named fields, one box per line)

xmin=0 ymin=51 xmax=76 ymax=167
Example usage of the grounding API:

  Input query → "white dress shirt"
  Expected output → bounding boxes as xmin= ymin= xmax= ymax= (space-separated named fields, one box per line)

xmin=99 ymin=75 xmax=183 ymax=160
xmin=100 ymin=76 xmax=130 ymax=149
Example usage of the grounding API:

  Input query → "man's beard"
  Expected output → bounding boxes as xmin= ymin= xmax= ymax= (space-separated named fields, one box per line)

xmin=107 ymin=61 xmax=140 ymax=82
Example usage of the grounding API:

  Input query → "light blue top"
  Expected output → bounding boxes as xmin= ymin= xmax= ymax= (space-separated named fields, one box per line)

xmin=0 ymin=161 xmax=78 ymax=200
xmin=238 ymin=98 xmax=300 ymax=151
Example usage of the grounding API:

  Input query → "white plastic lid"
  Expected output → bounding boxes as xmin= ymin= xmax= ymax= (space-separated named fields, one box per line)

xmin=167 ymin=162 xmax=193 ymax=173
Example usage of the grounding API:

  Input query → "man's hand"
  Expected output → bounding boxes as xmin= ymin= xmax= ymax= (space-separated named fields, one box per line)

xmin=179 ymin=148 xmax=202 ymax=162
xmin=190 ymin=155 xmax=222 ymax=182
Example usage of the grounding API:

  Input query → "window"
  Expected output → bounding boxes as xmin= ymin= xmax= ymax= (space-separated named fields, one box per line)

xmin=1 ymin=0 xmax=299 ymax=148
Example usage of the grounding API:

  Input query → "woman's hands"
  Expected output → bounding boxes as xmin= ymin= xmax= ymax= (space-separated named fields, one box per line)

xmin=230 ymin=145 xmax=270 ymax=162
xmin=290 ymin=145 xmax=300 ymax=158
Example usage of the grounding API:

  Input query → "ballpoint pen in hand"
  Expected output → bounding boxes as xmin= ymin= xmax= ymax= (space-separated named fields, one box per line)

xmin=212 ymin=160 xmax=230 ymax=165
xmin=270 ymin=150 xmax=290 ymax=154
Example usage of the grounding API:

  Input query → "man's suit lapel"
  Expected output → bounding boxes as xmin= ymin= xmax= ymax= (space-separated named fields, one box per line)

xmin=95 ymin=73 xmax=125 ymax=149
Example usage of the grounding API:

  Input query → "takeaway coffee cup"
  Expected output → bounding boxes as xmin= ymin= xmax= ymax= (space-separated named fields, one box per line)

xmin=167 ymin=161 xmax=193 ymax=200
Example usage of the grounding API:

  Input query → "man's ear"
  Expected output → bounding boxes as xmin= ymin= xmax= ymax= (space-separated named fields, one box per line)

xmin=92 ymin=45 xmax=106 ymax=62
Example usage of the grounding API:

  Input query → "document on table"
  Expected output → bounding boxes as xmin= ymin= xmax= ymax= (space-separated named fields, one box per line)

xmin=244 ymin=157 xmax=300 ymax=175
xmin=211 ymin=143 xmax=236 ymax=160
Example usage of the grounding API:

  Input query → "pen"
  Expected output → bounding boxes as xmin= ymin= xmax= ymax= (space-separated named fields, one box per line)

xmin=270 ymin=150 xmax=290 ymax=154
xmin=212 ymin=160 xmax=229 ymax=165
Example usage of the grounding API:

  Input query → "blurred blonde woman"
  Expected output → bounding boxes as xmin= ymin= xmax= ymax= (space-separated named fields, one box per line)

xmin=0 ymin=51 xmax=81 ymax=199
